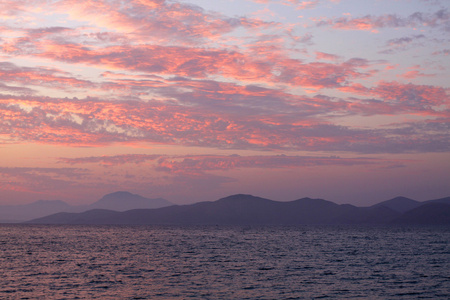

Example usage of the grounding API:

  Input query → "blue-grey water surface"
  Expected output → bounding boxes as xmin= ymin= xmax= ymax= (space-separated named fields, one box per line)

xmin=0 ymin=225 xmax=449 ymax=299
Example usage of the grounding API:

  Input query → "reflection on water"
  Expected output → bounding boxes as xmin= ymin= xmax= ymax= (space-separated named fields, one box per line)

xmin=0 ymin=225 xmax=449 ymax=299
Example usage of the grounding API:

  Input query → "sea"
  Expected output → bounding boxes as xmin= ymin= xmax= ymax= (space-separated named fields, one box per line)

xmin=0 ymin=224 xmax=449 ymax=299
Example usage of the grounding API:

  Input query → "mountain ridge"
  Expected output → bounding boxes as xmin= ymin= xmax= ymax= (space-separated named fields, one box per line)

xmin=28 ymin=193 xmax=447 ymax=225
xmin=3 ymin=192 xmax=449 ymax=225
xmin=0 ymin=192 xmax=172 ymax=222
xmin=392 ymin=203 xmax=450 ymax=225
xmin=370 ymin=196 xmax=421 ymax=213
xmin=88 ymin=191 xmax=172 ymax=211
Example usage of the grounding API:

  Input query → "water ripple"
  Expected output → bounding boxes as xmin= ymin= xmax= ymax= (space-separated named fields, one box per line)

xmin=0 ymin=224 xmax=449 ymax=299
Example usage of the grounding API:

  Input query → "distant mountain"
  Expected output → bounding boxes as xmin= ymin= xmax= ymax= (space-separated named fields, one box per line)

xmin=9 ymin=193 xmax=450 ymax=225
xmin=29 ymin=194 xmax=401 ymax=225
xmin=87 ymin=191 xmax=172 ymax=211
xmin=0 ymin=192 xmax=172 ymax=222
xmin=370 ymin=196 xmax=421 ymax=213
xmin=392 ymin=203 xmax=450 ymax=225
xmin=425 ymin=196 xmax=450 ymax=205
xmin=28 ymin=209 xmax=121 ymax=225
xmin=0 ymin=200 xmax=72 ymax=223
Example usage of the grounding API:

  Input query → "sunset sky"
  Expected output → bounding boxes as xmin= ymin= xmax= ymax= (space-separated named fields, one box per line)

xmin=1 ymin=0 xmax=449 ymax=206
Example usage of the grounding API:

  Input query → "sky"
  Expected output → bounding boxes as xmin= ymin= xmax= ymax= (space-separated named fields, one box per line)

xmin=0 ymin=0 xmax=449 ymax=206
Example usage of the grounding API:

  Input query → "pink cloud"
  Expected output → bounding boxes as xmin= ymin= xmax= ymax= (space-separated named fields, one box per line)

xmin=0 ymin=0 xmax=29 ymax=18
xmin=432 ymin=49 xmax=450 ymax=56
xmin=0 ymin=3 xmax=375 ymax=92
xmin=154 ymin=154 xmax=381 ymax=175
xmin=59 ymin=154 xmax=161 ymax=166
xmin=372 ymin=81 xmax=448 ymax=108
xmin=290 ymin=1 xmax=320 ymax=10
xmin=0 ymin=0 xmax=448 ymax=158
xmin=399 ymin=70 xmax=435 ymax=79
xmin=59 ymin=153 xmax=387 ymax=174
xmin=339 ymin=81 xmax=449 ymax=116
xmin=397 ymin=66 xmax=436 ymax=79
xmin=0 ymin=62 xmax=95 ymax=91
xmin=250 ymin=0 xmax=325 ymax=9
xmin=316 ymin=9 xmax=450 ymax=31
xmin=0 ymin=166 xmax=88 ymax=193
xmin=51 ymin=0 xmax=275 ymax=46
xmin=380 ymin=34 xmax=426 ymax=54
xmin=315 ymin=52 xmax=341 ymax=61
xmin=0 ymin=82 xmax=34 ymax=94
xmin=12 ymin=40 xmax=369 ymax=90
xmin=1 ymin=93 xmax=448 ymax=153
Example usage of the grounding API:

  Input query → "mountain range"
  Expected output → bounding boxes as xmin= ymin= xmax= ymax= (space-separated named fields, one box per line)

xmin=19 ymin=193 xmax=450 ymax=225
xmin=0 ymin=191 xmax=172 ymax=223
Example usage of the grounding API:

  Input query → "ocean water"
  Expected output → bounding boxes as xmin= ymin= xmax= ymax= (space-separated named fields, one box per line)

xmin=0 ymin=225 xmax=449 ymax=299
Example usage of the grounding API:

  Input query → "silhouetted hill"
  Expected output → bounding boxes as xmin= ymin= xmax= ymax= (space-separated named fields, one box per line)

xmin=29 ymin=209 xmax=120 ymax=224
xmin=425 ymin=196 xmax=450 ymax=205
xmin=392 ymin=203 xmax=450 ymax=225
xmin=1 ymin=191 xmax=172 ymax=222
xmin=88 ymin=191 xmax=172 ymax=211
xmin=0 ymin=200 xmax=72 ymax=223
xmin=370 ymin=196 xmax=421 ymax=213
xmin=28 ymin=194 xmax=401 ymax=225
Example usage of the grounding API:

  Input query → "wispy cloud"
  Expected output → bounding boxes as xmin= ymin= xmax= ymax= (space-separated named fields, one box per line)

xmin=0 ymin=166 xmax=88 ymax=193
xmin=315 ymin=9 xmax=450 ymax=32
xmin=59 ymin=153 xmax=388 ymax=173
xmin=0 ymin=62 xmax=94 ymax=92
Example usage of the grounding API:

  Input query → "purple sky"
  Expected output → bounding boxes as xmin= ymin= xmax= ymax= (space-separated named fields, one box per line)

xmin=0 ymin=0 xmax=449 ymax=206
